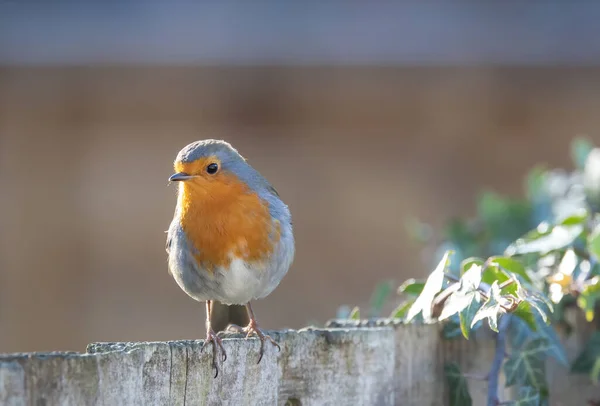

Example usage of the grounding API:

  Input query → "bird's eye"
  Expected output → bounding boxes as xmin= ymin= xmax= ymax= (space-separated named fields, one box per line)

xmin=206 ymin=163 xmax=219 ymax=174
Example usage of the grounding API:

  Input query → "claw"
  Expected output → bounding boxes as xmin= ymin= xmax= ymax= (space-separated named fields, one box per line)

xmin=201 ymin=329 xmax=227 ymax=377
xmin=239 ymin=303 xmax=281 ymax=364
xmin=243 ymin=323 xmax=279 ymax=364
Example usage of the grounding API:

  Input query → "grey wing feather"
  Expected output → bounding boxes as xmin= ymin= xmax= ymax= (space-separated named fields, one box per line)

xmin=165 ymin=230 xmax=172 ymax=254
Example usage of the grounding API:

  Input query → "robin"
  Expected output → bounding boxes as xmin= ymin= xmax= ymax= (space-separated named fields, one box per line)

xmin=166 ymin=139 xmax=295 ymax=377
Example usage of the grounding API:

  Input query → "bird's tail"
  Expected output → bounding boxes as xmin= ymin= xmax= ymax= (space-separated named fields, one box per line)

xmin=209 ymin=301 xmax=251 ymax=332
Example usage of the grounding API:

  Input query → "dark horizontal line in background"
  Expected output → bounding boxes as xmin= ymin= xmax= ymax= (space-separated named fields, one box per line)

xmin=2 ymin=1 xmax=600 ymax=65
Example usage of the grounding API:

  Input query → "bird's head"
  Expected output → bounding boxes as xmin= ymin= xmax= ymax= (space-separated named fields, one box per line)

xmin=169 ymin=139 xmax=246 ymax=186
xmin=169 ymin=139 xmax=276 ymax=205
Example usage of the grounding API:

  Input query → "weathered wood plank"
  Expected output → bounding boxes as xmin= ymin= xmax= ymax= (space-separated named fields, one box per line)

xmin=0 ymin=327 xmax=396 ymax=406
xmin=2 ymin=321 xmax=593 ymax=405
xmin=274 ymin=328 xmax=395 ymax=406
xmin=325 ymin=319 xmax=443 ymax=406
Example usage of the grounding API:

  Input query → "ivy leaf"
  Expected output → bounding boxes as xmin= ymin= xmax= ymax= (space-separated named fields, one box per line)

xmin=505 ymin=224 xmax=583 ymax=256
xmin=397 ymin=278 xmax=425 ymax=296
xmin=526 ymin=165 xmax=547 ymax=201
xmin=349 ymin=306 xmax=360 ymax=320
xmin=476 ymin=191 xmax=532 ymax=246
xmin=571 ymin=136 xmax=594 ymax=170
xmin=504 ymin=338 xmax=550 ymax=391
xmin=529 ymin=289 xmax=554 ymax=315
xmin=439 ymin=264 xmax=482 ymax=321
xmin=513 ymin=279 xmax=552 ymax=324
xmin=505 ymin=387 xmax=541 ymax=406
xmin=390 ymin=299 xmax=414 ymax=320
xmin=576 ymin=276 xmax=600 ymax=322
xmin=508 ymin=312 xmax=568 ymax=367
xmin=489 ymin=256 xmax=532 ymax=283
xmin=538 ymin=324 xmax=568 ymax=367
xmin=513 ymin=301 xmax=538 ymax=332
xmin=471 ymin=281 xmax=505 ymax=332
xmin=508 ymin=314 xmax=531 ymax=351
xmin=441 ymin=314 xmax=463 ymax=340
xmin=481 ymin=264 xmax=512 ymax=292
xmin=559 ymin=209 xmax=588 ymax=226
xmin=588 ymin=224 xmax=600 ymax=261
xmin=460 ymin=296 xmax=482 ymax=339
xmin=444 ymin=362 xmax=472 ymax=406
xmin=460 ymin=257 xmax=484 ymax=275
xmin=571 ymin=331 xmax=600 ymax=374
xmin=406 ymin=250 xmax=451 ymax=322
xmin=369 ymin=281 xmax=393 ymax=318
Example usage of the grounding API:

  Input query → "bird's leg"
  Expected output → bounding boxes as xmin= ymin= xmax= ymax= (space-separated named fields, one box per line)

xmin=200 ymin=300 xmax=227 ymax=377
xmin=227 ymin=303 xmax=280 ymax=364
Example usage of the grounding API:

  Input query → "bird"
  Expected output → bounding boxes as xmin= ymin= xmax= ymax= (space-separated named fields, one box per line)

xmin=165 ymin=139 xmax=295 ymax=377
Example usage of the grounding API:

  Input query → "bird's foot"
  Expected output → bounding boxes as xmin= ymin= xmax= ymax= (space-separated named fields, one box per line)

xmin=227 ymin=320 xmax=280 ymax=364
xmin=200 ymin=328 xmax=227 ymax=377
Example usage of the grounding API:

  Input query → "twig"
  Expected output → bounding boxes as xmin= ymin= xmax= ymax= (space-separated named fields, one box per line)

xmin=487 ymin=315 xmax=512 ymax=406
xmin=498 ymin=278 xmax=514 ymax=290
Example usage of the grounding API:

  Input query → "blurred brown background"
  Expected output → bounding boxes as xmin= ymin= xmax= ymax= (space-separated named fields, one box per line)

xmin=2 ymin=2 xmax=600 ymax=353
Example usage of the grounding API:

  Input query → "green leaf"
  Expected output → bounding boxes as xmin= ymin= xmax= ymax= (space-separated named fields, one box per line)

xmin=406 ymin=250 xmax=452 ymax=322
xmin=576 ymin=276 xmax=600 ymax=322
xmin=481 ymin=264 xmax=512 ymax=292
xmin=349 ymin=306 xmax=360 ymax=320
xmin=504 ymin=338 xmax=550 ymax=390
xmin=513 ymin=279 xmax=551 ymax=323
xmin=444 ymin=362 xmax=472 ymax=406
xmin=588 ymin=224 xmax=600 ymax=261
xmin=489 ymin=256 xmax=532 ymax=283
xmin=559 ymin=209 xmax=588 ymax=226
xmin=439 ymin=264 xmax=482 ymax=321
xmin=506 ymin=224 xmax=583 ymax=256
xmin=442 ymin=314 xmax=463 ymax=340
xmin=397 ymin=278 xmax=425 ymax=296
xmin=571 ymin=136 xmax=594 ymax=170
xmin=536 ymin=324 xmax=568 ymax=367
xmin=369 ymin=281 xmax=393 ymax=317
xmin=505 ymin=387 xmax=541 ymax=406
xmin=525 ymin=165 xmax=547 ymax=200
xmin=513 ymin=301 xmax=538 ymax=332
xmin=460 ymin=257 xmax=484 ymax=275
xmin=508 ymin=313 xmax=568 ymax=367
xmin=390 ymin=299 xmax=414 ymax=320
xmin=528 ymin=290 xmax=554 ymax=315
xmin=571 ymin=331 xmax=600 ymax=374
xmin=471 ymin=281 xmax=505 ymax=332
xmin=459 ymin=297 xmax=482 ymax=339
xmin=476 ymin=191 xmax=533 ymax=246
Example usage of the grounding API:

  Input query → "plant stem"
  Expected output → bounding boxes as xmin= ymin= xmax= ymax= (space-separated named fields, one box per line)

xmin=487 ymin=315 xmax=512 ymax=406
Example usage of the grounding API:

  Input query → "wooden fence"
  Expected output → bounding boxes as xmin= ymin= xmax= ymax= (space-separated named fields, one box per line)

xmin=0 ymin=318 xmax=597 ymax=405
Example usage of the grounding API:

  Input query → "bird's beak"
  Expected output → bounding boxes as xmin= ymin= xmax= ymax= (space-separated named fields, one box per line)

xmin=168 ymin=172 xmax=193 ymax=182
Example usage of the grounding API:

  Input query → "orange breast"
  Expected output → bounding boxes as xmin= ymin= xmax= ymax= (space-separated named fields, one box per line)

xmin=178 ymin=172 xmax=280 ymax=273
